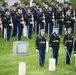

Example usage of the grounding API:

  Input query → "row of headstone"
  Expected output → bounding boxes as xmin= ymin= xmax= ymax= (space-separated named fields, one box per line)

xmin=19 ymin=59 xmax=56 ymax=75
xmin=4 ymin=0 xmax=70 ymax=6
xmin=57 ymin=0 xmax=70 ymax=3
xmin=4 ymin=0 xmax=20 ymax=5
xmin=4 ymin=0 xmax=34 ymax=7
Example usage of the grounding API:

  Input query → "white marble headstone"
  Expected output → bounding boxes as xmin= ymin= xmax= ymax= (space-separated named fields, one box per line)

xmin=13 ymin=41 xmax=29 ymax=56
xmin=4 ymin=0 xmax=20 ymax=5
xmin=19 ymin=62 xmax=26 ymax=75
xmin=57 ymin=0 xmax=70 ymax=3
xmin=30 ymin=0 xmax=33 ymax=7
xmin=49 ymin=58 xmax=56 ymax=71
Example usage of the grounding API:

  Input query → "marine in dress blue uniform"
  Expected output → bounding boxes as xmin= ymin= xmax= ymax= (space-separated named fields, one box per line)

xmin=43 ymin=2 xmax=48 ymax=33
xmin=25 ymin=7 xmax=33 ymax=39
xmin=74 ymin=40 xmax=76 ymax=54
xmin=0 ymin=5 xmax=5 ymax=38
xmin=49 ymin=27 xmax=60 ymax=65
xmin=0 ymin=9 xmax=2 ymax=37
xmin=56 ymin=5 xmax=64 ymax=35
xmin=11 ymin=5 xmax=17 ymax=37
xmin=64 ymin=10 xmax=72 ymax=32
xmin=63 ymin=28 xmax=73 ymax=64
xmin=51 ymin=0 xmax=57 ymax=27
xmin=3 ymin=9 xmax=12 ymax=41
xmin=22 ymin=2 xmax=29 ymax=22
xmin=35 ymin=3 xmax=40 ymax=35
xmin=31 ymin=1 xmax=37 ymax=32
xmin=46 ymin=6 xmax=54 ymax=36
xmin=51 ymin=0 xmax=56 ymax=13
xmin=15 ymin=7 xmax=24 ymax=41
xmin=68 ymin=3 xmax=75 ymax=34
xmin=63 ymin=1 xmax=69 ymax=16
xmin=36 ymin=29 xmax=46 ymax=66
xmin=36 ymin=6 xmax=45 ymax=30
xmin=41 ymin=0 xmax=46 ymax=9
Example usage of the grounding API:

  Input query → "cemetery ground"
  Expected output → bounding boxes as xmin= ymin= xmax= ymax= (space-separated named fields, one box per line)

xmin=0 ymin=0 xmax=76 ymax=75
xmin=0 ymin=28 xmax=76 ymax=75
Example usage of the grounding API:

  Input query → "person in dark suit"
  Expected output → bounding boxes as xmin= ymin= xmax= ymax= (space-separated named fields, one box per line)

xmin=22 ymin=2 xmax=29 ymax=21
xmin=68 ymin=3 xmax=75 ymax=34
xmin=51 ymin=0 xmax=56 ymax=13
xmin=36 ymin=29 xmax=46 ymax=66
xmin=31 ymin=1 xmax=36 ymax=31
xmin=74 ymin=40 xmax=76 ymax=54
xmin=46 ymin=5 xmax=54 ymax=36
xmin=36 ymin=6 xmax=45 ymax=30
xmin=43 ymin=2 xmax=48 ymax=34
xmin=35 ymin=3 xmax=40 ymax=35
xmin=63 ymin=27 xmax=73 ymax=65
xmin=64 ymin=10 xmax=72 ymax=32
xmin=56 ymin=5 xmax=64 ymax=35
xmin=41 ymin=0 xmax=46 ymax=9
xmin=49 ymin=27 xmax=60 ymax=65
xmin=11 ymin=5 xmax=17 ymax=37
xmin=15 ymin=7 xmax=24 ymax=41
xmin=63 ymin=1 xmax=69 ymax=16
xmin=25 ymin=7 xmax=34 ymax=39
xmin=3 ymin=8 xmax=12 ymax=41
xmin=0 ymin=9 xmax=2 ymax=37
xmin=1 ymin=5 xmax=5 ymax=38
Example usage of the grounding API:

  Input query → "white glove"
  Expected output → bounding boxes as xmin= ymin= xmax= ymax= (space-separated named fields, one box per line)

xmin=64 ymin=28 xmax=66 ymax=31
xmin=50 ymin=47 xmax=52 ymax=50
xmin=74 ymin=54 xmax=76 ymax=56
xmin=36 ymin=49 xmax=38 ymax=52
xmin=20 ymin=21 xmax=24 ymax=24
xmin=64 ymin=46 xmax=67 ymax=49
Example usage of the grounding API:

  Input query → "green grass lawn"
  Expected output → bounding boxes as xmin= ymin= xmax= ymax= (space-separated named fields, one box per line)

xmin=0 ymin=0 xmax=76 ymax=75
xmin=0 ymin=28 xmax=76 ymax=75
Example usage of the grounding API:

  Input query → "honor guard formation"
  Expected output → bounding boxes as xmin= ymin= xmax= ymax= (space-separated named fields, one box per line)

xmin=0 ymin=0 xmax=76 ymax=67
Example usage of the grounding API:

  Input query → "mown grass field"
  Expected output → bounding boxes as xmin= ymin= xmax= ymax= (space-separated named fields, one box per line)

xmin=0 ymin=0 xmax=76 ymax=75
xmin=0 ymin=27 xmax=76 ymax=75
